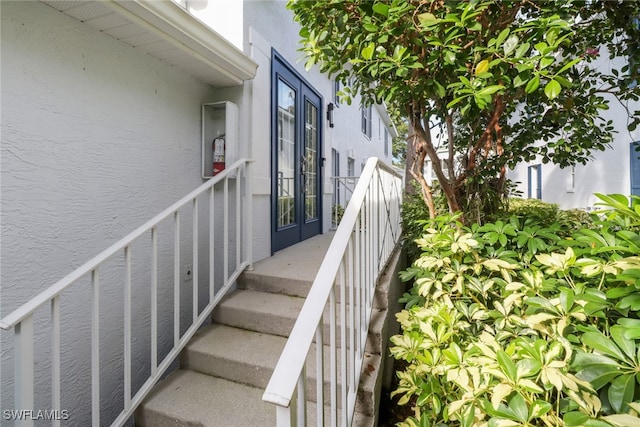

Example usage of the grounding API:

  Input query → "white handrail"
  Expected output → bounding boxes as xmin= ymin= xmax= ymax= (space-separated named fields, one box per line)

xmin=263 ymin=157 xmax=402 ymax=426
xmin=0 ymin=158 xmax=250 ymax=330
xmin=1 ymin=158 xmax=253 ymax=427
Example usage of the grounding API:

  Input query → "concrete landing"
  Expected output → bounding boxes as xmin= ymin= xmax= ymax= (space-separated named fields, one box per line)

xmin=239 ymin=232 xmax=335 ymax=298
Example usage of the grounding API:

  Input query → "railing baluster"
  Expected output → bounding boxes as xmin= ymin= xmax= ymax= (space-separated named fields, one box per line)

xmin=209 ymin=186 xmax=215 ymax=302
xmin=15 ymin=314 xmax=34 ymax=427
xmin=348 ymin=237 xmax=356 ymax=392
xmin=339 ymin=261 xmax=347 ymax=426
xmin=296 ymin=365 xmax=306 ymax=426
xmin=315 ymin=323 xmax=324 ymax=426
xmin=174 ymin=211 xmax=180 ymax=348
xmin=366 ymin=186 xmax=372 ymax=311
xmin=224 ymin=177 xmax=229 ymax=285
xmin=124 ymin=246 xmax=132 ymax=410
xmin=193 ymin=198 xmax=199 ymax=323
xmin=91 ymin=268 xmax=100 ymax=427
xmin=355 ymin=214 xmax=363 ymax=354
xmin=51 ymin=297 xmax=61 ymax=427
xmin=236 ymin=169 xmax=241 ymax=270
xmin=369 ymin=184 xmax=374 ymax=308
xmin=277 ymin=395 xmax=295 ymax=427
xmin=246 ymin=162 xmax=253 ymax=269
xmin=329 ymin=286 xmax=337 ymax=426
xmin=151 ymin=227 xmax=158 ymax=375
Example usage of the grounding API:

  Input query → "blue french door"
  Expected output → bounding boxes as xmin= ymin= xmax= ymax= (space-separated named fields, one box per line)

xmin=271 ymin=52 xmax=323 ymax=253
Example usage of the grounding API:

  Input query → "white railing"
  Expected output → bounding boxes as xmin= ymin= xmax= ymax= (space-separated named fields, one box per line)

xmin=0 ymin=158 xmax=253 ymax=427
xmin=263 ymin=157 xmax=402 ymax=426
xmin=330 ymin=176 xmax=359 ymax=229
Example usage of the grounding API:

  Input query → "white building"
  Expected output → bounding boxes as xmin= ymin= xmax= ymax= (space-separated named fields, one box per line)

xmin=0 ymin=0 xmax=396 ymax=423
xmin=508 ymin=54 xmax=640 ymax=210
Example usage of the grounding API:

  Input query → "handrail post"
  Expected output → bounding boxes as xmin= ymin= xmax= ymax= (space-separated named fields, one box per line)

xmin=15 ymin=315 xmax=35 ymax=427
xmin=246 ymin=161 xmax=254 ymax=269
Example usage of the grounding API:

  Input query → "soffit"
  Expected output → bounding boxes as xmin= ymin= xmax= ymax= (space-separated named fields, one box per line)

xmin=39 ymin=0 xmax=257 ymax=87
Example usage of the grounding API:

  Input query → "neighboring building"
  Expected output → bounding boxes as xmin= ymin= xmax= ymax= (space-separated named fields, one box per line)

xmin=508 ymin=53 xmax=640 ymax=210
xmin=421 ymin=52 xmax=640 ymax=211
xmin=0 ymin=0 xmax=395 ymax=423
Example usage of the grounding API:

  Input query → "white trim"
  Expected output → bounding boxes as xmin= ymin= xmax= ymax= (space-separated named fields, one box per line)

xmin=374 ymin=101 xmax=399 ymax=138
xmin=40 ymin=0 xmax=257 ymax=86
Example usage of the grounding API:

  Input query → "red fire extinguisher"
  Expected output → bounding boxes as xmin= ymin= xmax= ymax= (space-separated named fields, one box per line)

xmin=212 ymin=134 xmax=225 ymax=176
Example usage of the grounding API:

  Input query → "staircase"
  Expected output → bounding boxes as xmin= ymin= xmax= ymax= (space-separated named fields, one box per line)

xmin=135 ymin=232 xmax=399 ymax=426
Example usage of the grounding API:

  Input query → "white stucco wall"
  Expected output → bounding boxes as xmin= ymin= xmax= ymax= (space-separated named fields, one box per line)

xmin=239 ymin=0 xmax=394 ymax=258
xmin=508 ymin=54 xmax=640 ymax=210
xmin=1 ymin=0 xmax=399 ymax=422
xmin=0 ymin=1 xmax=233 ymax=422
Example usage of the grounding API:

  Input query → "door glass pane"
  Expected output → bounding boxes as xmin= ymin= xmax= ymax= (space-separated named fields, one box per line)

xmin=304 ymin=100 xmax=318 ymax=222
xmin=277 ymin=79 xmax=296 ymax=228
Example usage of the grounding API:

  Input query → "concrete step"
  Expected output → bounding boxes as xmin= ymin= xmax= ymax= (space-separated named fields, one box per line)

xmin=212 ymin=289 xmax=304 ymax=337
xmin=135 ymin=236 xmax=405 ymax=427
xmin=181 ymin=323 xmax=285 ymax=390
xmin=135 ymin=369 xmax=375 ymax=427
xmin=238 ymin=266 xmax=393 ymax=311
xmin=181 ymin=323 xmax=382 ymax=416
xmin=212 ymin=289 xmax=388 ymax=356
xmin=238 ymin=268 xmax=312 ymax=298
xmin=135 ymin=369 xmax=273 ymax=427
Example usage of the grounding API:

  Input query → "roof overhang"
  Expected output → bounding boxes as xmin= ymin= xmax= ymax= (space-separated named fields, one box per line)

xmin=40 ymin=0 xmax=257 ymax=87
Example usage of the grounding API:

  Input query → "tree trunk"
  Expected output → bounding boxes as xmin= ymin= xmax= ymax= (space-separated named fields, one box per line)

xmin=411 ymin=116 xmax=460 ymax=214
xmin=404 ymin=125 xmax=418 ymax=197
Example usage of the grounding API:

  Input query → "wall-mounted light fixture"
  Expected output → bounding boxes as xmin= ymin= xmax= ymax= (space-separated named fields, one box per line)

xmin=327 ymin=102 xmax=335 ymax=128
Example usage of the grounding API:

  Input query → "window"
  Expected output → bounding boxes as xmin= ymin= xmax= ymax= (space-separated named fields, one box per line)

xmin=567 ymin=165 xmax=575 ymax=193
xmin=333 ymin=80 xmax=341 ymax=106
xmin=430 ymin=158 xmax=449 ymax=182
xmin=384 ymin=128 xmax=389 ymax=156
xmin=347 ymin=157 xmax=355 ymax=177
xmin=361 ymin=105 xmax=372 ymax=138
xmin=528 ymin=164 xmax=542 ymax=199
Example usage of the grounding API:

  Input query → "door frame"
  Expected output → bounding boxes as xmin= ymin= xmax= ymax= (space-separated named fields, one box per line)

xmin=270 ymin=50 xmax=323 ymax=253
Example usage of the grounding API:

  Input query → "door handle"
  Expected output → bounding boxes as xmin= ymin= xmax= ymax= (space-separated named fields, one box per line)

xmin=300 ymin=156 xmax=307 ymax=195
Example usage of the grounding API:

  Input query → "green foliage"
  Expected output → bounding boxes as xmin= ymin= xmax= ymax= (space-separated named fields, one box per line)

xmin=392 ymin=195 xmax=640 ymax=426
xmin=392 ymin=119 xmax=408 ymax=167
xmin=594 ymin=194 xmax=640 ymax=231
xmin=401 ymin=193 xmax=432 ymax=262
xmin=288 ymin=0 xmax=640 ymax=219
xmin=331 ymin=203 xmax=345 ymax=228
xmin=401 ymin=185 xmax=450 ymax=261
xmin=507 ymin=198 xmax=562 ymax=227
xmin=506 ymin=198 xmax=595 ymax=232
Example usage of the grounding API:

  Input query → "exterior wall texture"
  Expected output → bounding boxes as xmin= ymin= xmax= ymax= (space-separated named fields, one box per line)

xmin=508 ymin=54 xmax=640 ymax=210
xmin=241 ymin=0 xmax=394 ymax=258
xmin=0 ymin=0 xmax=398 ymax=422
xmin=1 ymin=1 xmax=225 ymax=422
